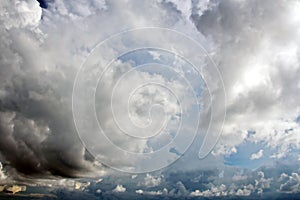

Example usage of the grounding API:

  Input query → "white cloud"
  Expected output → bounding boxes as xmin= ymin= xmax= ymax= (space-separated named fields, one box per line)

xmin=190 ymin=0 xmax=300 ymax=160
xmin=278 ymin=173 xmax=289 ymax=182
xmin=112 ymin=184 xmax=126 ymax=193
xmin=190 ymin=184 xmax=227 ymax=197
xmin=250 ymin=149 xmax=264 ymax=160
xmin=136 ymin=189 xmax=167 ymax=196
xmin=255 ymin=171 xmax=272 ymax=193
xmin=236 ymin=188 xmax=251 ymax=196
xmin=0 ymin=0 xmax=42 ymax=29
xmin=140 ymin=173 xmax=163 ymax=187
xmin=148 ymin=51 xmax=161 ymax=61
xmin=136 ymin=189 xmax=143 ymax=194
xmin=190 ymin=189 xmax=203 ymax=197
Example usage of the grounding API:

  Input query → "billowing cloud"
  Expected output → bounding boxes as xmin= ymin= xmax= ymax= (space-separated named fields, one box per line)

xmin=0 ymin=2 xmax=300 ymax=196
xmin=0 ymin=0 xmax=193 ymax=178
xmin=0 ymin=0 xmax=42 ymax=29
xmin=279 ymin=172 xmax=300 ymax=193
xmin=190 ymin=0 xmax=300 ymax=160
xmin=139 ymin=173 xmax=163 ymax=188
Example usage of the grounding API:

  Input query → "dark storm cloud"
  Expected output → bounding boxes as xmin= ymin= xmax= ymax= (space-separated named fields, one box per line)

xmin=0 ymin=0 xmax=101 ymax=178
xmin=0 ymin=35 xmax=94 ymax=177
xmin=0 ymin=0 xmax=189 ymax=179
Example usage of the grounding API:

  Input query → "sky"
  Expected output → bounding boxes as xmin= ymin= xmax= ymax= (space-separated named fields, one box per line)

xmin=0 ymin=0 xmax=300 ymax=199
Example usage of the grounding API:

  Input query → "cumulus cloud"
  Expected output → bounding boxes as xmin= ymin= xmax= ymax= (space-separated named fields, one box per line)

xmin=1 ymin=0 xmax=300 ymax=189
xmin=0 ymin=0 xmax=115 ymax=178
xmin=191 ymin=0 xmax=300 ymax=160
xmin=139 ymin=173 xmax=163 ymax=188
xmin=250 ymin=149 xmax=264 ymax=160
xmin=112 ymin=184 xmax=126 ymax=193
xmin=255 ymin=171 xmax=272 ymax=193
xmin=235 ymin=187 xmax=251 ymax=196
xmin=0 ymin=0 xmax=194 ymax=178
xmin=0 ymin=0 xmax=42 ymax=29
xmin=190 ymin=184 xmax=227 ymax=197
xmin=279 ymin=172 xmax=300 ymax=193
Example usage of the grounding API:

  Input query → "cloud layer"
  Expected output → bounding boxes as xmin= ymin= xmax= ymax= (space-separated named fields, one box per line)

xmin=0 ymin=0 xmax=299 ymax=186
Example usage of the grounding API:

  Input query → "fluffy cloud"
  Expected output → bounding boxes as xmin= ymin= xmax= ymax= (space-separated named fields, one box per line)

xmin=112 ymin=184 xmax=126 ymax=193
xmin=279 ymin=172 xmax=300 ymax=193
xmin=0 ymin=0 xmax=194 ymax=178
xmin=190 ymin=184 xmax=227 ymax=197
xmin=250 ymin=149 xmax=264 ymax=160
xmin=1 ymin=0 xmax=300 ymax=186
xmin=191 ymin=0 xmax=300 ymax=160
xmin=139 ymin=173 xmax=163 ymax=187
xmin=0 ymin=0 xmax=42 ymax=29
xmin=255 ymin=171 xmax=272 ymax=193
xmin=235 ymin=187 xmax=251 ymax=196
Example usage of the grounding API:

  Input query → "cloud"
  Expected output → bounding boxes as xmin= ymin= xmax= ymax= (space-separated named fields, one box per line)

xmin=0 ymin=0 xmax=194 ymax=178
xmin=0 ymin=161 xmax=6 ymax=181
xmin=112 ymin=184 xmax=126 ymax=193
xmin=74 ymin=181 xmax=90 ymax=191
xmin=190 ymin=184 xmax=228 ymax=197
xmin=136 ymin=189 xmax=167 ymax=196
xmin=191 ymin=0 xmax=300 ymax=160
xmin=49 ymin=0 xmax=107 ymax=19
xmin=279 ymin=172 xmax=300 ymax=193
xmin=1 ymin=0 xmax=300 ymax=188
xmin=175 ymin=181 xmax=188 ymax=196
xmin=0 ymin=0 xmax=114 ymax=178
xmin=0 ymin=0 xmax=42 ymax=30
xmin=250 ymin=149 xmax=264 ymax=160
xmin=136 ymin=189 xmax=143 ymax=194
xmin=235 ymin=187 xmax=251 ymax=196
xmin=139 ymin=173 xmax=163 ymax=188
xmin=255 ymin=171 xmax=272 ymax=194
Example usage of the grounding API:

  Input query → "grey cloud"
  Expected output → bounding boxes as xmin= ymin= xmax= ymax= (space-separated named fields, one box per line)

xmin=1 ymin=0 xmax=300 ymax=185
xmin=279 ymin=172 xmax=300 ymax=193
xmin=0 ymin=0 xmax=195 ymax=179
xmin=0 ymin=0 xmax=107 ymax=178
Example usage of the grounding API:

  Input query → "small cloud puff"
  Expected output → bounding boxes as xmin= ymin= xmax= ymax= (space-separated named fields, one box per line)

xmin=250 ymin=149 xmax=264 ymax=160
xmin=112 ymin=184 xmax=126 ymax=193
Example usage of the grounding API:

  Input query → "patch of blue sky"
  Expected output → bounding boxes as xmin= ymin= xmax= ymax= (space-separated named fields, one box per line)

xmin=118 ymin=48 xmax=205 ymax=98
xmin=169 ymin=147 xmax=183 ymax=156
xmin=224 ymin=140 xmax=273 ymax=170
xmin=118 ymin=48 xmax=168 ymax=66
xmin=296 ymin=115 xmax=300 ymax=123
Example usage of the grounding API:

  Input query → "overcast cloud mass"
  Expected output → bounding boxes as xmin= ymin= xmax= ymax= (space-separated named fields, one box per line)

xmin=0 ymin=0 xmax=300 ymax=199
